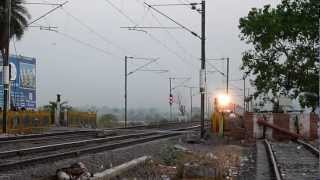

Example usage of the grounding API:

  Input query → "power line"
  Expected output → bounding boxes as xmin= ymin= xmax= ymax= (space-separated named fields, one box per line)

xmin=147 ymin=33 xmax=194 ymax=67
xmin=149 ymin=10 xmax=198 ymax=66
xmin=54 ymin=31 xmax=117 ymax=58
xmin=207 ymin=61 xmax=225 ymax=76
xmin=133 ymin=0 xmax=199 ymax=69
xmin=103 ymin=0 xmax=195 ymax=80
xmin=144 ymin=2 xmax=201 ymax=39
xmin=105 ymin=0 xmax=195 ymax=69
xmin=61 ymin=8 xmax=133 ymax=57
xmin=23 ymin=2 xmax=63 ymax=6
xmin=121 ymin=26 xmax=182 ymax=29
xmin=27 ymin=1 xmax=68 ymax=26
xmin=103 ymin=0 xmax=137 ymax=25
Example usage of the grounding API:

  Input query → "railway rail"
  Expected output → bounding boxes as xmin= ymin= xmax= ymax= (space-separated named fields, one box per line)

xmin=264 ymin=139 xmax=319 ymax=180
xmin=0 ymin=121 xmax=204 ymax=152
xmin=0 ymin=125 xmax=200 ymax=171
xmin=0 ymin=120 xmax=204 ymax=143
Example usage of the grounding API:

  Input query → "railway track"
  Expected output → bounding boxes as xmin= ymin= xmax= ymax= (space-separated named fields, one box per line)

xmin=264 ymin=139 xmax=319 ymax=180
xmin=0 ymin=121 xmax=203 ymax=143
xmin=0 ymin=125 xmax=200 ymax=171
xmin=0 ymin=121 xmax=204 ymax=151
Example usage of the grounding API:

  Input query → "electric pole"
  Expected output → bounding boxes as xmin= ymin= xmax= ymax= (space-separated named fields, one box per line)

xmin=226 ymin=57 xmax=229 ymax=94
xmin=207 ymin=57 xmax=230 ymax=95
xmin=124 ymin=56 xmax=161 ymax=127
xmin=190 ymin=87 xmax=193 ymax=121
xmin=124 ymin=56 xmax=128 ymax=128
xmin=3 ymin=0 xmax=11 ymax=133
xmin=137 ymin=1 xmax=205 ymax=138
xmin=169 ymin=78 xmax=173 ymax=121
xmin=243 ymin=76 xmax=246 ymax=112
xmin=200 ymin=0 xmax=206 ymax=138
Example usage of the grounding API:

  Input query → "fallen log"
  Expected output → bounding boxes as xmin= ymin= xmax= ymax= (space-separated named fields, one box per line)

xmin=91 ymin=156 xmax=151 ymax=180
xmin=257 ymin=119 xmax=303 ymax=140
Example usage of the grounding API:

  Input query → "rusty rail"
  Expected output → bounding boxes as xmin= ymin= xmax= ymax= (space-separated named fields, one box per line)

xmin=264 ymin=139 xmax=282 ymax=180
xmin=296 ymin=139 xmax=320 ymax=157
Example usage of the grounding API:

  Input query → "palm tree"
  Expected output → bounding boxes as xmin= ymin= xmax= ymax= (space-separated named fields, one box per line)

xmin=42 ymin=101 xmax=71 ymax=113
xmin=0 ymin=0 xmax=30 ymax=60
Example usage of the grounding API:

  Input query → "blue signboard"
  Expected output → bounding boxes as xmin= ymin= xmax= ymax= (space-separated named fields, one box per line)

xmin=0 ymin=55 xmax=36 ymax=109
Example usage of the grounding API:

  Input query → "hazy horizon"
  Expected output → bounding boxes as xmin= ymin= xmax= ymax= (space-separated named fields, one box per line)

xmin=10 ymin=0 xmax=281 ymax=111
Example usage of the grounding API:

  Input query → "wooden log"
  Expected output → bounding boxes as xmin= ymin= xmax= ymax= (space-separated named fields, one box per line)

xmin=257 ymin=119 xmax=303 ymax=140
xmin=91 ymin=156 xmax=151 ymax=180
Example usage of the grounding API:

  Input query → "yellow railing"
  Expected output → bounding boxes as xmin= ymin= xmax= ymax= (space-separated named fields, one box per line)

xmin=67 ymin=111 xmax=97 ymax=128
xmin=0 ymin=111 xmax=51 ymax=134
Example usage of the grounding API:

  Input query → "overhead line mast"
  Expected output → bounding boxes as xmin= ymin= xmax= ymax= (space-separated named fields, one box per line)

xmin=142 ymin=1 xmax=206 ymax=138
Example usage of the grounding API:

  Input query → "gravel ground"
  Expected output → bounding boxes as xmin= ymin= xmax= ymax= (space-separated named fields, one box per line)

xmin=0 ymin=134 xmax=185 ymax=180
xmin=115 ymin=133 xmax=257 ymax=180
xmin=0 ymin=129 xmax=257 ymax=180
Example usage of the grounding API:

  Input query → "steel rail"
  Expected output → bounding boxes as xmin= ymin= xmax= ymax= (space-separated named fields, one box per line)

xmin=0 ymin=132 xmax=182 ymax=171
xmin=264 ymin=139 xmax=282 ymax=180
xmin=296 ymin=139 xmax=320 ymax=157
xmin=0 ymin=121 xmax=202 ymax=142
xmin=0 ymin=132 xmax=158 ymax=158
xmin=0 ymin=130 xmax=96 ymax=142
xmin=0 ymin=132 xmax=98 ymax=145
xmin=0 ymin=125 xmax=202 ymax=158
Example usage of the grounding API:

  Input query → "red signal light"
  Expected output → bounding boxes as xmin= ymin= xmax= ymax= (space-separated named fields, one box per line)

xmin=169 ymin=94 xmax=173 ymax=105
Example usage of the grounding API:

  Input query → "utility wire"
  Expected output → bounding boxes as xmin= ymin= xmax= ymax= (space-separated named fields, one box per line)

xmin=54 ymin=31 xmax=117 ymax=58
xmin=23 ymin=2 xmax=62 ymax=5
xmin=103 ymin=0 xmax=195 ymax=81
xmin=61 ymin=8 xmax=134 ymax=57
xmin=147 ymin=33 xmax=194 ymax=67
xmin=134 ymin=0 xmax=197 ymax=69
xmin=128 ymin=59 xmax=157 ymax=75
xmin=207 ymin=61 xmax=225 ymax=76
xmin=103 ymin=0 xmax=137 ymax=25
xmin=105 ymin=0 xmax=195 ymax=69
xmin=28 ymin=1 xmax=68 ymax=26
xmin=144 ymin=2 xmax=201 ymax=39
xmin=149 ymin=11 xmax=198 ymax=66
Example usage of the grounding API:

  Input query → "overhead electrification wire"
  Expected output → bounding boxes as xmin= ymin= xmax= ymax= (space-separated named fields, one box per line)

xmin=147 ymin=33 xmax=194 ymax=67
xmin=27 ymin=1 xmax=68 ymax=26
xmin=61 ymin=8 xmax=134 ymax=57
xmin=103 ymin=0 xmax=137 ymax=25
xmin=23 ymin=2 xmax=62 ymax=6
xmin=54 ymin=31 xmax=117 ymax=58
xmin=144 ymin=2 xmax=201 ymax=39
xmin=207 ymin=61 xmax=225 ymax=76
xmin=133 ymin=0 xmax=198 ymax=69
xmin=104 ymin=0 xmax=195 ymax=70
xmin=149 ymin=11 xmax=198 ymax=66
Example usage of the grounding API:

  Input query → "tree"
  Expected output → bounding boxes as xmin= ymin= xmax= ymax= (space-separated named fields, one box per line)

xmin=0 ymin=0 xmax=30 ymax=60
xmin=239 ymin=0 xmax=319 ymax=111
xmin=98 ymin=114 xmax=119 ymax=128
xmin=41 ymin=101 xmax=71 ymax=112
xmin=176 ymin=93 xmax=186 ymax=116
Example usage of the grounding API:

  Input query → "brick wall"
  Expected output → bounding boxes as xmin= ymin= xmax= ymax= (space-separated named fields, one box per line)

xmin=310 ymin=113 xmax=319 ymax=140
xmin=272 ymin=113 xmax=290 ymax=140
xmin=244 ymin=112 xmax=254 ymax=138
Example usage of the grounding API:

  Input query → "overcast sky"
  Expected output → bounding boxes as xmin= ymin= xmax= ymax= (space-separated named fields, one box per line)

xmin=12 ymin=0 xmax=281 ymax=111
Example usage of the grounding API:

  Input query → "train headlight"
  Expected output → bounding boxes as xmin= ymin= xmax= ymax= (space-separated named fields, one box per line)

xmin=217 ymin=94 xmax=230 ymax=107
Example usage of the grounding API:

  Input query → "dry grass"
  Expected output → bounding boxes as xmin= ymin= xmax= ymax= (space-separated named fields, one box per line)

xmin=174 ymin=145 xmax=243 ymax=179
xmin=113 ymin=144 xmax=245 ymax=180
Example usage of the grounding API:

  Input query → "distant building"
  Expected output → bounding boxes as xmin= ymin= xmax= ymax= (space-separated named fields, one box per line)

xmin=0 ymin=55 xmax=36 ymax=109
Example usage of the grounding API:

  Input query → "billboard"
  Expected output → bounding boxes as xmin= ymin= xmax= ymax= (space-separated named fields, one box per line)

xmin=0 ymin=55 xmax=36 ymax=109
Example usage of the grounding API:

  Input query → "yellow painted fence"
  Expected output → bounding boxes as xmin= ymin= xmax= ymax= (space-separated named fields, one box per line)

xmin=67 ymin=111 xmax=97 ymax=128
xmin=0 ymin=111 xmax=51 ymax=134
